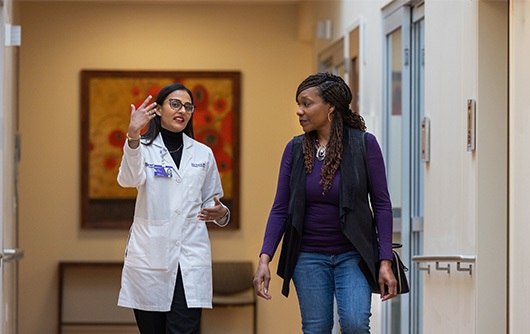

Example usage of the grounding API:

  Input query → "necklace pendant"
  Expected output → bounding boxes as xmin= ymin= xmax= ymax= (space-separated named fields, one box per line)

xmin=316 ymin=146 xmax=326 ymax=161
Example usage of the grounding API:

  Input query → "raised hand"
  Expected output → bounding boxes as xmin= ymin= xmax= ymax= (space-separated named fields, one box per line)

xmin=128 ymin=95 xmax=158 ymax=142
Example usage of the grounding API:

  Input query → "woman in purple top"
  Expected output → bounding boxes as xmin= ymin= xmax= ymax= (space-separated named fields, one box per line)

xmin=253 ymin=73 xmax=396 ymax=334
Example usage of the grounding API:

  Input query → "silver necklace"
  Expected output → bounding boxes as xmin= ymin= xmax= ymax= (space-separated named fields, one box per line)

xmin=315 ymin=139 xmax=326 ymax=161
xmin=168 ymin=143 xmax=183 ymax=154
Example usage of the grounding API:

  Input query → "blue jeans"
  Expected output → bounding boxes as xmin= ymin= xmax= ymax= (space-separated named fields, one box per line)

xmin=292 ymin=251 xmax=372 ymax=334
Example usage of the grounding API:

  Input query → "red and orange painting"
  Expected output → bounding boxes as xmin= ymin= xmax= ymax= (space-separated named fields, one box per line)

xmin=80 ymin=71 xmax=240 ymax=229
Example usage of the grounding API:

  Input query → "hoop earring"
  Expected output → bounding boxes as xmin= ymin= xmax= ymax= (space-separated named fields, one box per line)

xmin=327 ymin=112 xmax=333 ymax=123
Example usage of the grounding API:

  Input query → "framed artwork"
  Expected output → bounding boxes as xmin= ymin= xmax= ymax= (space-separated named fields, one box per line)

xmin=80 ymin=70 xmax=241 ymax=230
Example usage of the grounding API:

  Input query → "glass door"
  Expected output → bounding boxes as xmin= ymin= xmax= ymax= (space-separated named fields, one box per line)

xmin=410 ymin=7 xmax=425 ymax=333
xmin=383 ymin=19 xmax=405 ymax=334
xmin=382 ymin=2 xmax=424 ymax=333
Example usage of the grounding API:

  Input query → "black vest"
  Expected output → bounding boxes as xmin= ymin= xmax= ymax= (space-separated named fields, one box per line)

xmin=276 ymin=126 xmax=378 ymax=297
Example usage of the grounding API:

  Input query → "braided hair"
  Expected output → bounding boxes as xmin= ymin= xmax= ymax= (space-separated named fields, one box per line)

xmin=295 ymin=72 xmax=366 ymax=193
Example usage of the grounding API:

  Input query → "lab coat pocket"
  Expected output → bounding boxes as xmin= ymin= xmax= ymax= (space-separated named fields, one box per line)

xmin=124 ymin=217 xmax=170 ymax=270
xmin=186 ymin=165 xmax=207 ymax=202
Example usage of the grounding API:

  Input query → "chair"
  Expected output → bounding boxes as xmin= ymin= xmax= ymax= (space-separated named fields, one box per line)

xmin=211 ymin=261 xmax=257 ymax=334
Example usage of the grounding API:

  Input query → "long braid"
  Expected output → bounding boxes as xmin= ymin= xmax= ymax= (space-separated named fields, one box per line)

xmin=296 ymin=73 xmax=366 ymax=193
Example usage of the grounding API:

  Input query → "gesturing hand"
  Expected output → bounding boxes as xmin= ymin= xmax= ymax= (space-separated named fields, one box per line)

xmin=198 ymin=197 xmax=227 ymax=222
xmin=128 ymin=95 xmax=158 ymax=138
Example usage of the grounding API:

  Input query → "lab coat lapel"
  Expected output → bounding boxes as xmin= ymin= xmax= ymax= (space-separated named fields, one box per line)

xmin=152 ymin=135 xmax=170 ymax=164
xmin=180 ymin=134 xmax=194 ymax=171
xmin=153 ymin=134 xmax=185 ymax=177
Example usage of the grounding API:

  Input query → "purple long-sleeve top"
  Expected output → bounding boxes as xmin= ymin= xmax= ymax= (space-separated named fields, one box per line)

xmin=260 ymin=132 xmax=394 ymax=261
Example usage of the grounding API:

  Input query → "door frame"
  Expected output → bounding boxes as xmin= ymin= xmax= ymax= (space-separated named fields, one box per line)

xmin=382 ymin=1 xmax=425 ymax=333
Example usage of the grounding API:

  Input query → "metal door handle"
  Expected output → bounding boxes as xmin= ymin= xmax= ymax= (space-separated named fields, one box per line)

xmin=1 ymin=248 xmax=24 ymax=262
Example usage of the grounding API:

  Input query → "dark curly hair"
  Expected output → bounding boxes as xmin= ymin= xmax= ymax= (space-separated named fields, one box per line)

xmin=295 ymin=72 xmax=366 ymax=193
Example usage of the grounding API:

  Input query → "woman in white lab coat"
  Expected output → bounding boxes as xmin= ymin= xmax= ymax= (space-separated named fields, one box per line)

xmin=117 ymin=83 xmax=230 ymax=334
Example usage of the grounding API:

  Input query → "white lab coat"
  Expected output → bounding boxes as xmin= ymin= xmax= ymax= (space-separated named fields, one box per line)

xmin=117 ymin=133 xmax=226 ymax=311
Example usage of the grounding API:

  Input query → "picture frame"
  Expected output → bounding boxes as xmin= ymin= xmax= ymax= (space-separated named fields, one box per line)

xmin=80 ymin=70 xmax=241 ymax=230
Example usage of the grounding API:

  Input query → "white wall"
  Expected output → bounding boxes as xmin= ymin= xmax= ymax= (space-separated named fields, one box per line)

xmin=476 ymin=2 xmax=508 ymax=333
xmin=423 ymin=1 xmax=477 ymax=332
xmin=509 ymin=0 xmax=530 ymax=332
xmin=423 ymin=0 xmax=507 ymax=333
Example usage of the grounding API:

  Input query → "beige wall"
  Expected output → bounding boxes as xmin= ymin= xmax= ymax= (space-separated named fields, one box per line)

xmin=476 ymin=2 xmax=508 ymax=333
xmin=510 ymin=0 xmax=530 ymax=333
xmin=17 ymin=2 xmax=311 ymax=333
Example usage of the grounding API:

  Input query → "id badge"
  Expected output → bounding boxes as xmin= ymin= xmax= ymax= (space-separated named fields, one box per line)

xmin=153 ymin=165 xmax=172 ymax=178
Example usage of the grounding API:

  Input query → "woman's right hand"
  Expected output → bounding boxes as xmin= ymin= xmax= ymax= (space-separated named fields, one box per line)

xmin=128 ymin=95 xmax=157 ymax=142
xmin=253 ymin=254 xmax=272 ymax=300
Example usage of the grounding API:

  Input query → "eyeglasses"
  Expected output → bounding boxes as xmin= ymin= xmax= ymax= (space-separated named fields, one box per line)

xmin=165 ymin=98 xmax=195 ymax=114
